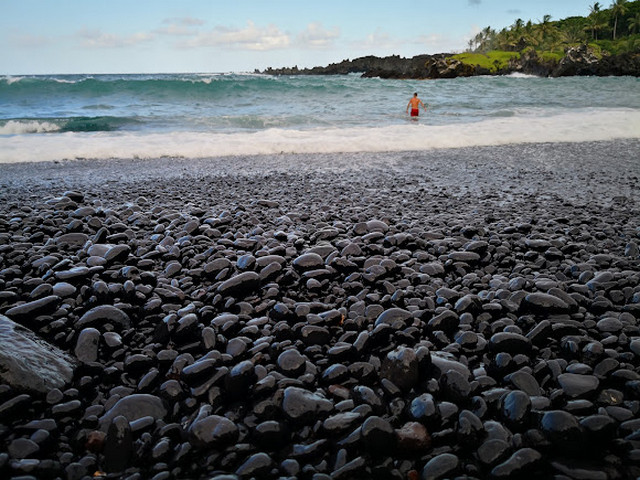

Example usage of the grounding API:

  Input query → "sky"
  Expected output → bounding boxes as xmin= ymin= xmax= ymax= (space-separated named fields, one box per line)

xmin=1 ymin=0 xmax=597 ymax=74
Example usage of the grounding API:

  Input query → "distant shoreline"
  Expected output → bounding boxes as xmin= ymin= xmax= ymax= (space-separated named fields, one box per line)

xmin=260 ymin=47 xmax=640 ymax=79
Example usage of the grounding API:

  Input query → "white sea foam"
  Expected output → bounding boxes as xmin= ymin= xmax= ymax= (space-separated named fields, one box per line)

xmin=0 ymin=109 xmax=638 ymax=163
xmin=0 ymin=120 xmax=61 ymax=135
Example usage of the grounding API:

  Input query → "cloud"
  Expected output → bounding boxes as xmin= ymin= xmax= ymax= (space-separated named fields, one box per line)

xmin=78 ymin=29 xmax=154 ymax=48
xmin=182 ymin=21 xmax=290 ymax=50
xmin=156 ymin=17 xmax=206 ymax=36
xmin=352 ymin=28 xmax=401 ymax=51
xmin=468 ymin=0 xmax=481 ymax=5
xmin=164 ymin=17 xmax=205 ymax=27
xmin=296 ymin=22 xmax=340 ymax=48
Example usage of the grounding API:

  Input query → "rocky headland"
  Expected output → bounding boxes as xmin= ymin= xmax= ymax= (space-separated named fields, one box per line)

xmin=261 ymin=45 xmax=640 ymax=78
xmin=1 ymin=140 xmax=640 ymax=479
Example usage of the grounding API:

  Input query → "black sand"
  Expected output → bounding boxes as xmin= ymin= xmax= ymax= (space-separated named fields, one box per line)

xmin=1 ymin=140 xmax=640 ymax=479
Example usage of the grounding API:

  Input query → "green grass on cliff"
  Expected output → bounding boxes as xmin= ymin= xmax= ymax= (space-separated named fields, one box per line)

xmin=452 ymin=51 xmax=520 ymax=73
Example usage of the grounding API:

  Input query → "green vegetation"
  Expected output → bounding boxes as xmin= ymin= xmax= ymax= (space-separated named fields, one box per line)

xmin=452 ymin=51 xmax=520 ymax=73
xmin=465 ymin=0 xmax=640 ymax=57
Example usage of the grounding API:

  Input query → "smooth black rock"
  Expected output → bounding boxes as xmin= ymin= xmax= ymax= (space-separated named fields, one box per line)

xmin=5 ymin=295 xmax=61 ymax=320
xmin=99 ymin=394 xmax=167 ymax=431
xmin=323 ymin=412 xmax=361 ymax=435
xmin=489 ymin=332 xmax=532 ymax=354
xmin=225 ymin=360 xmax=256 ymax=398
xmin=217 ymin=271 xmax=260 ymax=297
xmin=374 ymin=308 xmax=413 ymax=327
xmin=490 ymin=448 xmax=542 ymax=478
xmin=410 ymin=393 xmax=438 ymax=426
xmin=477 ymin=439 xmax=510 ymax=466
xmin=8 ymin=438 xmax=40 ymax=459
xmin=235 ymin=452 xmax=273 ymax=477
xmin=188 ymin=413 xmax=239 ymax=448
xmin=292 ymin=253 xmax=324 ymax=270
xmin=331 ymin=456 xmax=367 ymax=479
xmin=277 ymin=349 xmax=307 ymax=377
xmin=74 ymin=327 xmax=100 ymax=363
xmin=521 ymin=292 xmax=570 ymax=314
xmin=75 ymin=305 xmax=131 ymax=330
xmin=427 ymin=309 xmax=459 ymax=334
xmin=282 ymin=387 xmax=333 ymax=423
xmin=540 ymin=410 xmax=582 ymax=446
xmin=421 ymin=453 xmax=459 ymax=480
xmin=500 ymin=390 xmax=531 ymax=430
xmin=557 ymin=373 xmax=599 ymax=398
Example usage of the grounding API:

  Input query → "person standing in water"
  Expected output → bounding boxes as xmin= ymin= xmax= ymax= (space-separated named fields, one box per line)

xmin=406 ymin=92 xmax=426 ymax=118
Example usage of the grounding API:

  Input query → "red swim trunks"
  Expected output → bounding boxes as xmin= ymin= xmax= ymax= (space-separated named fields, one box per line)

xmin=411 ymin=108 xmax=419 ymax=117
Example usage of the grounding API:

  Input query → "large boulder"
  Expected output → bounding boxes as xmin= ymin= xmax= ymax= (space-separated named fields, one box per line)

xmin=0 ymin=315 xmax=75 ymax=393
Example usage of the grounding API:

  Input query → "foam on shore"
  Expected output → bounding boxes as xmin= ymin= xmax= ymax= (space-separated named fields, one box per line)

xmin=0 ymin=108 xmax=638 ymax=163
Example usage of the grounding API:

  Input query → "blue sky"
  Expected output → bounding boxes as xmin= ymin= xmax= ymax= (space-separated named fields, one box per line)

xmin=1 ymin=0 xmax=596 ymax=74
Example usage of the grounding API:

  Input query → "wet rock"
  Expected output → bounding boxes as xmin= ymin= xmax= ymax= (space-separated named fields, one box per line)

xmin=540 ymin=410 xmax=582 ymax=447
xmin=74 ymin=327 xmax=100 ymax=363
xmin=293 ymin=253 xmax=324 ymax=270
xmin=557 ymin=373 xmax=599 ymax=398
xmin=0 ymin=315 xmax=75 ymax=393
xmin=490 ymin=448 xmax=542 ymax=478
xmin=188 ymin=412 xmax=239 ymax=448
xmin=5 ymin=295 xmax=60 ymax=321
xmin=225 ymin=360 xmax=256 ymax=398
xmin=521 ymin=292 xmax=570 ymax=314
xmin=477 ymin=439 xmax=510 ymax=466
xmin=99 ymin=394 xmax=167 ymax=431
xmin=75 ymin=305 xmax=131 ymax=330
xmin=489 ymin=332 xmax=532 ymax=354
xmin=282 ymin=387 xmax=333 ymax=423
xmin=277 ymin=349 xmax=307 ymax=377
xmin=235 ymin=452 xmax=273 ymax=478
xmin=421 ymin=453 xmax=459 ymax=480
xmin=217 ymin=271 xmax=261 ymax=297
xmin=375 ymin=307 xmax=413 ymax=327
xmin=8 ymin=438 xmax=40 ymax=459
xmin=500 ymin=390 xmax=531 ymax=430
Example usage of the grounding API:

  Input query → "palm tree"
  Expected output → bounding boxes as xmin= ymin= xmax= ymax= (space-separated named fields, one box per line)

xmin=629 ymin=12 xmax=640 ymax=35
xmin=589 ymin=2 xmax=602 ymax=15
xmin=585 ymin=14 xmax=607 ymax=40
xmin=611 ymin=0 xmax=628 ymax=40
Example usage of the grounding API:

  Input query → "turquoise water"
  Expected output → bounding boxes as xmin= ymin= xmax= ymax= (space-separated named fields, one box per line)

xmin=0 ymin=73 xmax=639 ymax=162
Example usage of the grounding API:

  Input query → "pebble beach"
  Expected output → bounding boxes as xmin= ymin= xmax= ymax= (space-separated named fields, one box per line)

xmin=1 ymin=139 xmax=640 ymax=479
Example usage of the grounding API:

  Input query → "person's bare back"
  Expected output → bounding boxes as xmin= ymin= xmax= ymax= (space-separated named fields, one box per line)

xmin=407 ymin=92 xmax=426 ymax=117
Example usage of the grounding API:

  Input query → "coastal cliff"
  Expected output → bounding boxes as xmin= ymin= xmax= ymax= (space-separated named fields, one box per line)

xmin=261 ymin=45 xmax=640 ymax=78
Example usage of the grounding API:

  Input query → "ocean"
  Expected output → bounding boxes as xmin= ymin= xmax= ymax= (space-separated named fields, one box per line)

xmin=0 ymin=72 xmax=639 ymax=163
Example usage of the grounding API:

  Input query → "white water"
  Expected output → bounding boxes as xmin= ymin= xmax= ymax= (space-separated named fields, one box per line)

xmin=0 ymin=108 xmax=638 ymax=163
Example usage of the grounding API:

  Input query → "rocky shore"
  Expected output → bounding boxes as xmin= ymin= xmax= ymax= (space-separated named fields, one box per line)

xmin=261 ymin=46 xmax=640 ymax=78
xmin=1 ymin=140 xmax=640 ymax=479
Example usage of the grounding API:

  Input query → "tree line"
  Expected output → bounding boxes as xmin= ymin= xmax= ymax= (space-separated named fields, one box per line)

xmin=468 ymin=0 xmax=640 ymax=55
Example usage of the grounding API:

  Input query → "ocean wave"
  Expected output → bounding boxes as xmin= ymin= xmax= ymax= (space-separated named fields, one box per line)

xmin=0 ymin=116 xmax=140 ymax=135
xmin=0 ymin=120 xmax=61 ymax=135
xmin=1 ymin=109 xmax=638 ymax=163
